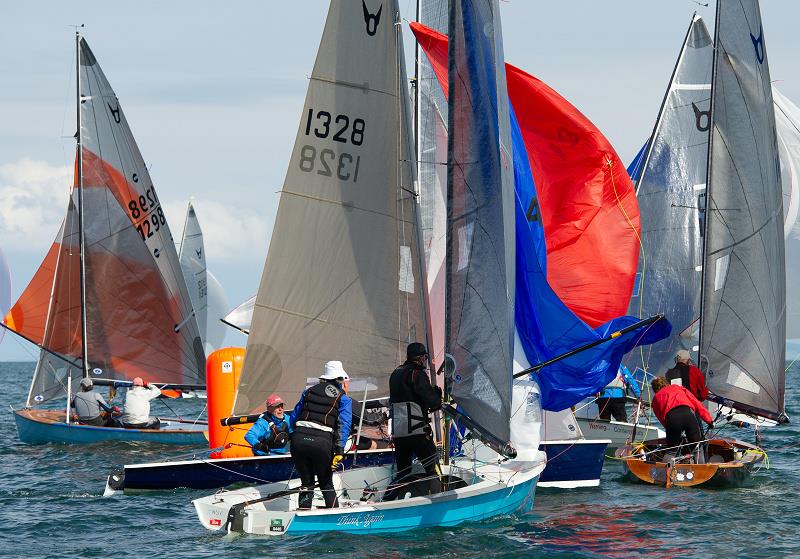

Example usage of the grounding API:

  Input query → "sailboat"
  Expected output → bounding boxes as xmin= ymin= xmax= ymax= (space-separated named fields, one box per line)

xmin=178 ymin=200 xmax=228 ymax=355
xmin=193 ymin=0 xmax=546 ymax=535
xmin=620 ymin=0 xmax=787 ymax=487
xmin=6 ymin=33 xmax=207 ymax=445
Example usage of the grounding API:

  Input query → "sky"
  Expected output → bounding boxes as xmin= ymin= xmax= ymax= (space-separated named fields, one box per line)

xmin=0 ymin=0 xmax=798 ymax=361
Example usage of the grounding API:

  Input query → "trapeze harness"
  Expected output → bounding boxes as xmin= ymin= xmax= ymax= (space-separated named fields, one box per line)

xmin=391 ymin=369 xmax=430 ymax=439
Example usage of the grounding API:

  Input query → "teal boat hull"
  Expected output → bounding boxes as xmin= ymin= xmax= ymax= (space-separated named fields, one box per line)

xmin=14 ymin=409 xmax=207 ymax=445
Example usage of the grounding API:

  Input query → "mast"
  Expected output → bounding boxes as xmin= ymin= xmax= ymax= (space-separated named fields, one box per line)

xmin=634 ymin=13 xmax=700 ymax=195
xmin=696 ymin=2 xmax=719 ymax=372
xmin=75 ymin=30 xmax=89 ymax=378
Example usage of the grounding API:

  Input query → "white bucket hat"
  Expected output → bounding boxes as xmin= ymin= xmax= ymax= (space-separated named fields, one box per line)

xmin=675 ymin=349 xmax=691 ymax=363
xmin=319 ymin=360 xmax=349 ymax=381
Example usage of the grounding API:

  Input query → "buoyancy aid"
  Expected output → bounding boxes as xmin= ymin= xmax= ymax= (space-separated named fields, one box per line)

xmin=390 ymin=367 xmax=432 ymax=438
xmin=262 ymin=414 xmax=290 ymax=448
xmin=296 ymin=381 xmax=342 ymax=432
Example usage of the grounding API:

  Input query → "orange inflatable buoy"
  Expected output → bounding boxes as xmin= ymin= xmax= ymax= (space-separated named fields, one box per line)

xmin=206 ymin=347 xmax=253 ymax=458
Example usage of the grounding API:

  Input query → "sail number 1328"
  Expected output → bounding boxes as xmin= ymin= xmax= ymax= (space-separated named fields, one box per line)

xmin=299 ymin=108 xmax=364 ymax=183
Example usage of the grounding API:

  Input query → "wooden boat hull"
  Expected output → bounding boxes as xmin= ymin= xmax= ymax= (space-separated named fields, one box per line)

xmin=193 ymin=459 xmax=545 ymax=536
xmin=14 ymin=409 xmax=208 ymax=445
xmin=617 ymin=437 xmax=765 ymax=488
xmin=538 ymin=439 xmax=610 ymax=488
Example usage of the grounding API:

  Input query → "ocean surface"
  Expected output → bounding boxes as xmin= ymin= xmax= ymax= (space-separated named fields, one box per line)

xmin=0 ymin=361 xmax=797 ymax=558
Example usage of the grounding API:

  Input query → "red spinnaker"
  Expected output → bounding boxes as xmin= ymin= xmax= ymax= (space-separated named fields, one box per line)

xmin=411 ymin=22 xmax=640 ymax=327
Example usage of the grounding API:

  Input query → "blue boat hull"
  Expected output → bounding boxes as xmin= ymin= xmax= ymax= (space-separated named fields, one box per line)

xmin=14 ymin=409 xmax=207 ymax=445
xmin=287 ymin=473 xmax=538 ymax=535
xmin=117 ymin=449 xmax=394 ymax=492
xmin=538 ymin=440 xmax=609 ymax=488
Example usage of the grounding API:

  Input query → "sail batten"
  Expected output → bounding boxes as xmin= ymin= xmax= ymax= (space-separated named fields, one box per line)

xmin=700 ymin=0 xmax=785 ymax=421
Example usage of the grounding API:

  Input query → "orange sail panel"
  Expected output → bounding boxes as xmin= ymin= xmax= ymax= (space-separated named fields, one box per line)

xmin=411 ymin=22 xmax=640 ymax=327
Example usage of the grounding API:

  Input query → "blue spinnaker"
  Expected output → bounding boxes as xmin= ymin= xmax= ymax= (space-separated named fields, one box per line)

xmin=627 ymin=140 xmax=649 ymax=182
xmin=511 ymin=108 xmax=671 ymax=412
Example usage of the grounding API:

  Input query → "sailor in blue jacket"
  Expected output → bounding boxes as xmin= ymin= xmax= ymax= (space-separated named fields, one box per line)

xmin=596 ymin=365 xmax=641 ymax=422
xmin=289 ymin=361 xmax=353 ymax=509
xmin=245 ymin=394 xmax=293 ymax=456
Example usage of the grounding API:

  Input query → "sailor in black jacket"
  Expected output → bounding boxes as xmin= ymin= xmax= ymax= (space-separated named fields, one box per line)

xmin=385 ymin=342 xmax=443 ymax=500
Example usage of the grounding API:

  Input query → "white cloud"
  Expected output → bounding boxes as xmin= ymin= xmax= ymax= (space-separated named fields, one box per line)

xmin=0 ymin=159 xmax=71 ymax=253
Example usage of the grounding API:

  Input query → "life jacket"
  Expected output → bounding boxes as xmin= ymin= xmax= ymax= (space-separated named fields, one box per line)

xmin=666 ymin=363 xmax=691 ymax=390
xmin=391 ymin=368 xmax=430 ymax=438
xmin=261 ymin=414 xmax=290 ymax=449
xmin=598 ymin=373 xmax=626 ymax=399
xmin=296 ymin=381 xmax=342 ymax=432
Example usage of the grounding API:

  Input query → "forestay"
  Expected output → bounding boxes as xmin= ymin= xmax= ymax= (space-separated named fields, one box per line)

xmin=6 ymin=37 xmax=205 ymax=406
xmin=700 ymin=0 xmax=785 ymax=421
xmin=234 ymin=0 xmax=428 ymax=414
xmin=446 ymin=0 xmax=515 ymax=443
xmin=179 ymin=201 xmax=208 ymax=347
xmin=625 ymin=15 xmax=713 ymax=378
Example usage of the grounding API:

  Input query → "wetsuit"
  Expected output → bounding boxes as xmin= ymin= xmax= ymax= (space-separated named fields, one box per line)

xmin=289 ymin=380 xmax=352 ymax=509
xmin=385 ymin=360 xmax=442 ymax=500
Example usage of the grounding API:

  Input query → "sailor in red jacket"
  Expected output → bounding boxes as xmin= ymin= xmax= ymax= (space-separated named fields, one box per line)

xmin=651 ymin=376 xmax=713 ymax=457
xmin=665 ymin=349 xmax=709 ymax=402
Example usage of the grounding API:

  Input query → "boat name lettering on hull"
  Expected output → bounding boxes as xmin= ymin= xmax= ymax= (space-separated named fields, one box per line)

xmin=336 ymin=512 xmax=385 ymax=529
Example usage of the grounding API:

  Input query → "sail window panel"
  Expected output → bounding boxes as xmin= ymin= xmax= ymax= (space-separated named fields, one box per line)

xmin=713 ymin=254 xmax=729 ymax=291
xmin=398 ymin=246 xmax=415 ymax=294
xmin=726 ymin=362 xmax=761 ymax=394
xmin=456 ymin=222 xmax=474 ymax=272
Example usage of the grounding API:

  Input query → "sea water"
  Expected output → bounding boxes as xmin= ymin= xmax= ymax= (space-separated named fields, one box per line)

xmin=0 ymin=362 xmax=797 ymax=558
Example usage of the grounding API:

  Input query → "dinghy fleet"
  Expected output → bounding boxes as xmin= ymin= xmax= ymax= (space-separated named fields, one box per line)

xmin=2 ymin=0 xmax=795 ymax=538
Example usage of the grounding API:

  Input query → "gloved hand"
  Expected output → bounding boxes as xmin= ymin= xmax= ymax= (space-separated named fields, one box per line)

xmin=253 ymin=441 xmax=270 ymax=454
xmin=706 ymin=421 xmax=714 ymax=429
xmin=331 ymin=454 xmax=344 ymax=470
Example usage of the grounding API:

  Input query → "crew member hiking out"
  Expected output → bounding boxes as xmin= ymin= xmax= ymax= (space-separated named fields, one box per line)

xmin=245 ymin=394 xmax=292 ymax=456
xmin=289 ymin=361 xmax=352 ymax=509
xmin=665 ymin=349 xmax=709 ymax=402
xmin=384 ymin=342 xmax=443 ymax=501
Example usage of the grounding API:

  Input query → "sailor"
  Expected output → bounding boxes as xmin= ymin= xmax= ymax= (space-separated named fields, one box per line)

xmin=121 ymin=377 xmax=162 ymax=429
xmin=245 ymin=394 xmax=292 ymax=456
xmin=385 ymin=342 xmax=443 ymax=500
xmin=665 ymin=349 xmax=709 ymax=402
xmin=651 ymin=376 xmax=713 ymax=461
xmin=289 ymin=361 xmax=353 ymax=509
xmin=595 ymin=364 xmax=641 ymax=422
xmin=71 ymin=377 xmax=117 ymax=426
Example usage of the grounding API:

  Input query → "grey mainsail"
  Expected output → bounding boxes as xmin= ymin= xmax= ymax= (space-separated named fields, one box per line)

xmin=700 ymin=0 xmax=786 ymax=421
xmin=447 ymin=0 xmax=515 ymax=443
xmin=625 ymin=15 xmax=713 ymax=379
xmin=234 ymin=0 xmax=428 ymax=414
xmin=179 ymin=201 xmax=208 ymax=348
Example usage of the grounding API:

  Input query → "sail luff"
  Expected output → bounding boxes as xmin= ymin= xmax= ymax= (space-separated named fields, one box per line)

xmin=635 ymin=13 xmax=701 ymax=195
xmin=76 ymin=31 xmax=89 ymax=378
xmin=624 ymin=15 xmax=713 ymax=379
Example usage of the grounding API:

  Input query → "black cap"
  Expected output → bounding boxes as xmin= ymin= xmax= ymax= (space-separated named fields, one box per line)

xmin=407 ymin=342 xmax=428 ymax=360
